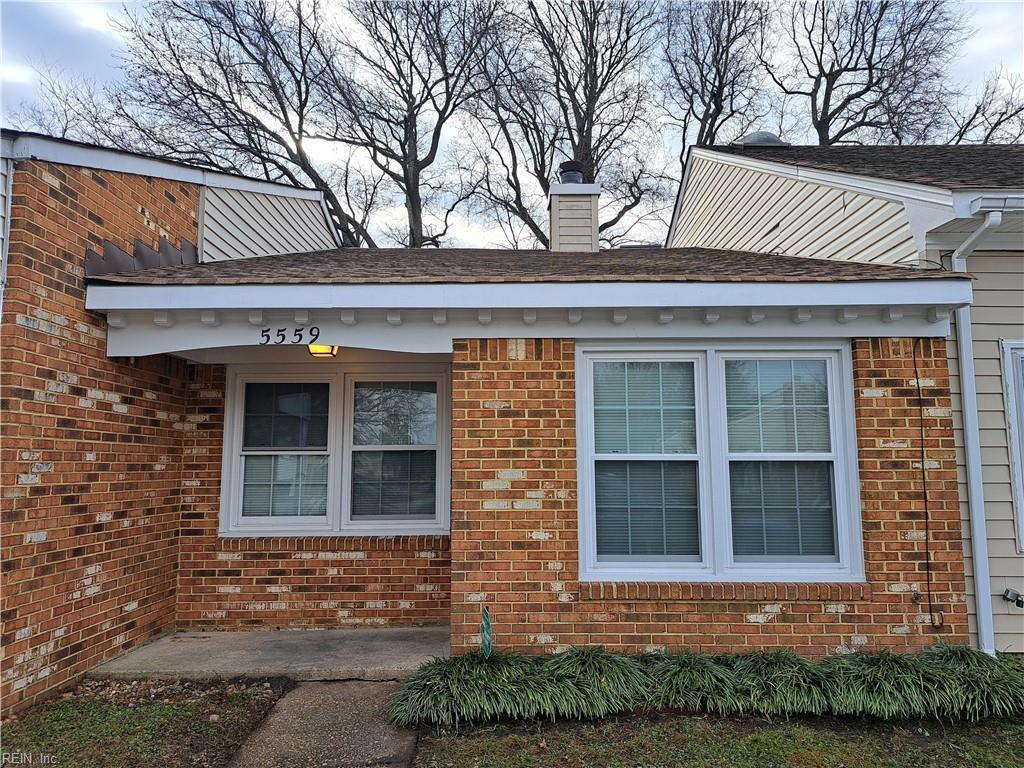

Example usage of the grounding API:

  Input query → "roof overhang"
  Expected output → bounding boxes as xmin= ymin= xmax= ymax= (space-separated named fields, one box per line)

xmin=1 ymin=131 xmax=323 ymax=200
xmin=86 ymin=278 xmax=971 ymax=357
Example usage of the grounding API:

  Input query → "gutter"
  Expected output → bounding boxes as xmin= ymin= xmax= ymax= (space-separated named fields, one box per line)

xmin=950 ymin=210 xmax=1002 ymax=655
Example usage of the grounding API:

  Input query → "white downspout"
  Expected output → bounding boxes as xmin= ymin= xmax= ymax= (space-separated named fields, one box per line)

xmin=950 ymin=210 xmax=1002 ymax=655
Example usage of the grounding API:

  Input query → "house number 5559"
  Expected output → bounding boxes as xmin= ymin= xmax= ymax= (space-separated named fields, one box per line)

xmin=259 ymin=326 xmax=321 ymax=345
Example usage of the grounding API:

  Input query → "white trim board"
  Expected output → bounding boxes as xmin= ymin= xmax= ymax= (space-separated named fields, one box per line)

xmin=99 ymin=305 xmax=956 ymax=357
xmin=86 ymin=278 xmax=971 ymax=312
xmin=1 ymin=133 xmax=323 ymax=200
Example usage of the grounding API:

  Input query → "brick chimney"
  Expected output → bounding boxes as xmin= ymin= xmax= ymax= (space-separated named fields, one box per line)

xmin=548 ymin=161 xmax=600 ymax=252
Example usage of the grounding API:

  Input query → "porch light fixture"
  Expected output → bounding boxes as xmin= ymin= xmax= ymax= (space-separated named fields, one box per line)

xmin=307 ymin=344 xmax=339 ymax=358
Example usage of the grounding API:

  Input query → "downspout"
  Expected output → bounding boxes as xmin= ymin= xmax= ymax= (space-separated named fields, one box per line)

xmin=949 ymin=210 xmax=1002 ymax=655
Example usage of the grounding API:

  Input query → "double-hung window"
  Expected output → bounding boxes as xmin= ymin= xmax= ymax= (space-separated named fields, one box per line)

xmin=578 ymin=343 xmax=862 ymax=582
xmin=221 ymin=366 xmax=448 ymax=536
xmin=1003 ymin=340 xmax=1024 ymax=549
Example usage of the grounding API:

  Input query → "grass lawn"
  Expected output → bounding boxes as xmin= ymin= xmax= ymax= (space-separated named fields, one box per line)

xmin=414 ymin=713 xmax=1024 ymax=768
xmin=0 ymin=678 xmax=288 ymax=768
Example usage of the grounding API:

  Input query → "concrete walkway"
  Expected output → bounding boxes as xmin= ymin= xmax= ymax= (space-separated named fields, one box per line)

xmin=88 ymin=626 xmax=448 ymax=682
xmin=229 ymin=682 xmax=416 ymax=768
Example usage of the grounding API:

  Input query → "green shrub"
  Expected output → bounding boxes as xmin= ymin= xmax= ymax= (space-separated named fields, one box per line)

xmin=647 ymin=652 xmax=743 ymax=714
xmin=389 ymin=652 xmax=546 ymax=727
xmin=543 ymin=647 xmax=653 ymax=719
xmin=823 ymin=651 xmax=932 ymax=719
xmin=731 ymin=651 xmax=829 ymax=716
xmin=390 ymin=644 xmax=1024 ymax=727
xmin=920 ymin=645 xmax=1024 ymax=721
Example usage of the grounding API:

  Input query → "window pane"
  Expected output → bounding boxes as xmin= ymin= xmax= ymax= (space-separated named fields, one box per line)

xmin=595 ymin=460 xmax=699 ymax=560
xmin=729 ymin=461 xmax=837 ymax=560
xmin=241 ymin=455 xmax=328 ymax=517
xmin=351 ymin=449 xmax=436 ymax=519
xmin=353 ymin=382 xmax=437 ymax=446
xmin=725 ymin=359 xmax=830 ymax=452
xmin=243 ymin=383 xmax=328 ymax=449
xmin=593 ymin=361 xmax=696 ymax=454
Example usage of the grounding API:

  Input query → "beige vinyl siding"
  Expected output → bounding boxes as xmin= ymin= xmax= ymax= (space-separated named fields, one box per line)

xmin=550 ymin=194 xmax=599 ymax=251
xmin=200 ymin=186 xmax=337 ymax=262
xmin=947 ymin=251 xmax=1024 ymax=652
xmin=669 ymin=156 xmax=919 ymax=265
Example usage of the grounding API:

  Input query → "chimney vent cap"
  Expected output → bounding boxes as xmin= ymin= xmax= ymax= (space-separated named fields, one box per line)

xmin=558 ymin=160 xmax=587 ymax=184
xmin=731 ymin=131 xmax=790 ymax=147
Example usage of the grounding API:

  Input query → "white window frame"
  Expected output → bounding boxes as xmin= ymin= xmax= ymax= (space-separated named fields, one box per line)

xmin=576 ymin=341 xmax=864 ymax=583
xmin=340 ymin=372 xmax=450 ymax=534
xmin=220 ymin=363 xmax=450 ymax=537
xmin=1001 ymin=340 xmax=1024 ymax=551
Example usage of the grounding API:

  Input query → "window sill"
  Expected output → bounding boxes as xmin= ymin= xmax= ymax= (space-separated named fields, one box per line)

xmin=219 ymin=523 xmax=450 ymax=538
xmin=578 ymin=581 xmax=869 ymax=602
xmin=214 ymin=533 xmax=450 ymax=550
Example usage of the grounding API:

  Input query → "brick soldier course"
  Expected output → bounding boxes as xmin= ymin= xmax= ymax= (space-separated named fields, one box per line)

xmin=0 ymin=153 xmax=969 ymax=717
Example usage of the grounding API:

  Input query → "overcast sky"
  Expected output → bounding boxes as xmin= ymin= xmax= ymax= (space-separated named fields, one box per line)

xmin=1 ymin=0 xmax=1021 ymax=246
xmin=2 ymin=0 xmax=1022 ymax=119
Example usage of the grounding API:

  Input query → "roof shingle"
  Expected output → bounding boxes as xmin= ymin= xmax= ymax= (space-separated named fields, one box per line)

xmin=88 ymin=247 xmax=966 ymax=286
xmin=706 ymin=144 xmax=1024 ymax=190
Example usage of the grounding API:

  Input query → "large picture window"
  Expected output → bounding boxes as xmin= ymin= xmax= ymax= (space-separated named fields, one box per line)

xmin=221 ymin=366 xmax=448 ymax=536
xmin=577 ymin=343 xmax=862 ymax=582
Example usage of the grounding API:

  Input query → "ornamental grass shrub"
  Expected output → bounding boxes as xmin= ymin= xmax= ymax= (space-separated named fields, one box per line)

xmin=389 ymin=645 xmax=1024 ymax=728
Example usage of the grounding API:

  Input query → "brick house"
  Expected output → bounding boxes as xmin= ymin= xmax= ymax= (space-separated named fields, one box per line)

xmin=2 ymin=131 xmax=974 ymax=714
xmin=666 ymin=136 xmax=1024 ymax=654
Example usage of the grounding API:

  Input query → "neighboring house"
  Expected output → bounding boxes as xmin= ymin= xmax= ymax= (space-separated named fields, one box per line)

xmin=668 ymin=135 xmax=1024 ymax=654
xmin=1 ymin=130 xmax=976 ymax=716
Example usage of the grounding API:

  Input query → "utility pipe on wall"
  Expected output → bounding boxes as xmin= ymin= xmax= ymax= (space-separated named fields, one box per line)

xmin=949 ymin=210 xmax=1002 ymax=655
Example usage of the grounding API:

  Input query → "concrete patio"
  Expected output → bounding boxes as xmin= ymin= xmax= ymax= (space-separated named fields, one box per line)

xmin=88 ymin=625 xmax=449 ymax=682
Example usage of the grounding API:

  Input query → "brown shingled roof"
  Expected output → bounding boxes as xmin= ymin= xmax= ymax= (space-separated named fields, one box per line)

xmin=88 ymin=247 xmax=965 ymax=286
xmin=706 ymin=144 xmax=1024 ymax=190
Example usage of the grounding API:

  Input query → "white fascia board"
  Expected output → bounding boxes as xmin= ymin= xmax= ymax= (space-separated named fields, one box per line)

xmin=86 ymin=279 xmax=972 ymax=313
xmin=965 ymin=194 xmax=1024 ymax=215
xmin=3 ymin=134 xmax=323 ymax=201
xmin=102 ymin=307 xmax=957 ymax=358
xmin=689 ymin=148 xmax=956 ymax=208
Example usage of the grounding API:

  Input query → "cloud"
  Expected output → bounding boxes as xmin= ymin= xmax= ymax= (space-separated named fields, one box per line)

xmin=64 ymin=1 xmax=124 ymax=37
xmin=961 ymin=1 xmax=1024 ymax=79
xmin=0 ymin=62 xmax=36 ymax=84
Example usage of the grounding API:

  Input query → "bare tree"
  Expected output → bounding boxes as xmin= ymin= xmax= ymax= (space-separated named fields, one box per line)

xmin=942 ymin=70 xmax=1024 ymax=145
xmin=318 ymin=0 xmax=500 ymax=247
xmin=466 ymin=0 xmax=669 ymax=248
xmin=659 ymin=1 xmax=769 ymax=161
xmin=10 ymin=1 xmax=392 ymax=246
xmin=761 ymin=0 xmax=964 ymax=145
xmin=117 ymin=0 xmax=390 ymax=245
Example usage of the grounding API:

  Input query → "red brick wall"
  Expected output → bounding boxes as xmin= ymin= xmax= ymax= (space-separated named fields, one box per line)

xmin=1 ymin=160 xmax=199 ymax=713
xmin=174 ymin=364 xmax=451 ymax=630
xmin=449 ymin=338 xmax=968 ymax=656
xmin=0 ymin=161 xmax=452 ymax=716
